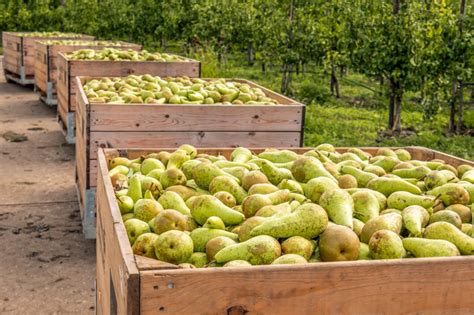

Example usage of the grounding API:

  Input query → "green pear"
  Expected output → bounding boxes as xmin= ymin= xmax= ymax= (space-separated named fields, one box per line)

xmin=223 ymin=260 xmax=252 ymax=267
xmin=260 ymin=160 xmax=294 ymax=185
xmin=281 ymin=236 xmax=315 ymax=260
xmin=402 ymin=238 xmax=459 ymax=258
xmin=352 ymin=190 xmax=380 ymax=223
xmin=238 ymin=216 xmax=267 ymax=241
xmin=271 ymin=254 xmax=307 ymax=264
xmin=242 ymin=189 xmax=290 ymax=218
xmin=428 ymin=183 xmax=470 ymax=206
xmin=221 ymin=167 xmax=249 ymax=182
xmin=205 ymin=236 xmax=237 ymax=261
xmin=242 ymin=171 xmax=270 ymax=191
xmin=160 ymin=168 xmax=187 ymax=189
xmin=231 ymin=147 xmax=252 ymax=163
xmin=122 ymin=213 xmax=134 ymax=222
xmin=192 ymin=163 xmax=237 ymax=190
xmin=392 ymin=166 xmax=431 ymax=180
xmin=140 ymin=176 xmax=162 ymax=199
xmin=340 ymin=152 xmax=365 ymax=163
xmin=214 ymin=160 xmax=254 ymax=170
xmin=166 ymin=149 xmax=190 ymax=170
xmin=338 ymin=174 xmax=358 ymax=189
xmin=370 ymin=156 xmax=399 ymax=172
xmin=345 ymin=188 xmax=387 ymax=210
xmin=347 ymin=147 xmax=371 ymax=160
xmin=461 ymin=170 xmax=474 ymax=184
xmin=154 ymin=230 xmax=193 ymax=264
xmin=213 ymin=191 xmax=236 ymax=207
xmin=358 ymin=243 xmax=371 ymax=260
xmin=165 ymin=185 xmax=200 ymax=201
xmin=369 ymin=230 xmax=405 ymax=259
xmin=304 ymin=177 xmax=339 ymax=203
xmin=278 ymin=179 xmax=304 ymax=194
xmin=124 ymin=218 xmax=150 ymax=245
xmin=445 ymin=204 xmax=472 ymax=223
xmin=458 ymin=164 xmax=473 ymax=178
xmin=188 ymin=195 xmax=245 ymax=225
xmin=133 ymin=198 xmax=163 ymax=222
xmin=214 ymin=235 xmax=281 ymax=265
xmin=315 ymin=143 xmax=335 ymax=152
xmin=258 ymin=149 xmax=299 ymax=163
xmin=203 ymin=216 xmax=226 ymax=230
xmin=461 ymin=223 xmax=472 ymax=235
xmin=109 ymin=156 xmax=131 ymax=169
xmin=250 ymin=203 xmax=328 ymax=239
xmin=425 ymin=170 xmax=457 ymax=190
xmin=117 ymin=195 xmax=134 ymax=214
xmin=352 ymin=218 xmax=365 ymax=237
xmin=127 ymin=175 xmax=143 ymax=202
xmin=402 ymin=205 xmax=429 ymax=237
xmin=380 ymin=208 xmax=402 ymax=216
xmin=132 ymin=233 xmax=159 ymax=258
xmin=181 ymin=159 xmax=203 ymax=179
xmin=337 ymin=160 xmax=363 ymax=171
xmin=178 ymin=144 xmax=197 ymax=159
xmin=209 ymin=176 xmax=247 ymax=204
xmin=291 ymin=157 xmax=336 ymax=183
xmin=360 ymin=213 xmax=403 ymax=243
xmin=254 ymin=201 xmax=293 ymax=217
xmin=109 ymin=165 xmax=129 ymax=178
xmin=438 ymin=164 xmax=458 ymax=177
xmin=189 ymin=228 xmax=238 ymax=252
xmin=186 ymin=252 xmax=208 ymax=268
xmin=340 ymin=166 xmax=378 ymax=188
xmin=110 ymin=173 xmax=128 ymax=189
xmin=319 ymin=225 xmax=360 ymax=261
xmin=394 ymin=148 xmax=411 ymax=161
xmin=429 ymin=210 xmax=462 ymax=229
xmin=141 ymin=158 xmax=165 ymax=175
xmin=247 ymin=183 xmax=279 ymax=195
xmin=146 ymin=168 xmax=164 ymax=181
xmin=319 ymin=189 xmax=354 ymax=229
xmin=424 ymin=221 xmax=474 ymax=255
xmin=387 ymin=191 xmax=436 ymax=210
xmin=158 ymin=191 xmax=191 ymax=216
xmin=393 ymin=162 xmax=415 ymax=171
xmin=153 ymin=209 xmax=188 ymax=234
xmin=364 ymin=164 xmax=386 ymax=176
xmin=366 ymin=177 xmax=421 ymax=196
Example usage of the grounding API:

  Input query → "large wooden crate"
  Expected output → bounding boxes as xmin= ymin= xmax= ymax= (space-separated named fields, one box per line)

xmin=34 ymin=40 xmax=141 ymax=106
xmin=2 ymin=32 xmax=94 ymax=85
xmin=56 ymin=53 xmax=201 ymax=144
xmin=96 ymin=146 xmax=474 ymax=315
xmin=76 ymin=77 xmax=304 ymax=238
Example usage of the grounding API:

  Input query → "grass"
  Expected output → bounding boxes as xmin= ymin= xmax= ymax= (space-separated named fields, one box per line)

xmin=192 ymin=51 xmax=473 ymax=160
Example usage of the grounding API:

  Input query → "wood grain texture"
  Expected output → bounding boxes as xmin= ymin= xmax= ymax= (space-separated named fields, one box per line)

xmin=139 ymin=257 xmax=474 ymax=315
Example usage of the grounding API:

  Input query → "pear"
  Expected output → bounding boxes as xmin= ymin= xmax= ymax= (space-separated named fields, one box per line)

xmin=461 ymin=223 xmax=472 ymax=235
xmin=271 ymin=254 xmax=307 ymax=265
xmin=394 ymin=148 xmax=411 ymax=161
xmin=117 ymin=195 xmax=134 ymax=214
xmin=392 ymin=166 xmax=431 ymax=180
xmin=461 ymin=169 xmax=474 ymax=184
xmin=238 ymin=216 xmax=267 ymax=241
xmin=352 ymin=218 xmax=365 ymax=237
xmin=140 ymin=176 xmax=162 ymax=199
xmin=425 ymin=170 xmax=457 ymax=190
xmin=291 ymin=157 xmax=336 ymax=183
xmin=340 ymin=166 xmax=378 ymax=188
xmin=127 ymin=175 xmax=143 ymax=202
xmin=160 ymin=168 xmax=186 ymax=189
xmin=258 ymin=149 xmax=299 ymax=163
xmin=122 ymin=213 xmax=134 ymax=222
xmin=205 ymin=236 xmax=237 ymax=261
xmin=203 ymin=216 xmax=226 ymax=230
xmin=402 ymin=238 xmax=460 ymax=258
xmin=190 ymin=228 xmax=238 ymax=252
xmin=319 ymin=189 xmax=354 ymax=229
xmin=146 ymin=169 xmax=164 ymax=181
xmin=154 ymin=230 xmax=193 ymax=264
xmin=278 ymin=179 xmax=304 ymax=194
xmin=192 ymin=163 xmax=237 ymax=190
xmin=281 ymin=236 xmax=315 ymax=260
xmin=369 ymin=230 xmax=405 ymax=259
xmin=221 ymin=167 xmax=249 ymax=182
xmin=250 ymin=203 xmax=328 ymax=239
xmin=181 ymin=159 xmax=203 ymax=179
xmin=338 ymin=174 xmax=358 ymax=189
xmin=214 ymin=160 xmax=254 ymax=170
xmin=255 ymin=202 xmax=293 ymax=217
xmin=352 ymin=190 xmax=380 ymax=223
xmin=458 ymin=164 xmax=473 ymax=178
xmin=247 ymin=183 xmax=279 ymax=195
xmin=158 ymin=191 xmax=191 ymax=216
xmin=424 ymin=221 xmax=474 ymax=255
xmin=124 ymin=218 xmax=150 ymax=245
xmin=360 ymin=213 xmax=403 ymax=243
xmin=133 ymin=198 xmax=163 ymax=222
xmin=366 ymin=177 xmax=421 ymax=196
xmin=260 ymin=160 xmax=294 ymax=185
xmin=186 ymin=252 xmax=208 ymax=268
xmin=316 ymin=143 xmax=335 ymax=152
xmin=445 ymin=204 xmax=472 ymax=223
xmin=209 ymin=176 xmax=247 ymax=204
xmin=213 ymin=191 xmax=236 ymax=207
xmin=319 ymin=225 xmax=360 ymax=261
xmin=223 ymin=260 xmax=252 ymax=267
xmin=304 ymin=177 xmax=339 ymax=203
xmin=380 ymin=208 xmax=402 ymax=216
xmin=376 ymin=148 xmax=398 ymax=158
xmin=110 ymin=173 xmax=128 ymax=189
xmin=357 ymin=243 xmax=371 ymax=260
xmin=340 ymin=152 xmax=364 ymax=163
xmin=337 ymin=160 xmax=363 ymax=171
xmin=166 ymin=149 xmax=190 ymax=170
xmin=153 ymin=209 xmax=188 ymax=234
xmin=347 ymin=147 xmax=371 ymax=160
xmin=109 ymin=156 xmax=131 ymax=169
xmin=387 ymin=191 xmax=436 ymax=210
xmin=438 ymin=164 xmax=458 ymax=177
xmin=364 ymin=165 xmax=386 ymax=176
xmin=370 ymin=156 xmax=399 ymax=172
xmin=214 ymin=235 xmax=281 ymax=265
xmin=402 ymin=205 xmax=429 ymax=237
xmin=140 ymin=158 xmax=165 ymax=175
xmin=345 ymin=188 xmax=387 ymax=210
xmin=428 ymin=183 xmax=470 ymax=206
xmin=242 ymin=189 xmax=290 ymax=218
xmin=393 ymin=162 xmax=415 ymax=171
xmin=188 ymin=195 xmax=245 ymax=225
xmin=231 ymin=147 xmax=252 ymax=163
xmin=132 ymin=233 xmax=159 ymax=258
xmin=428 ymin=210 xmax=462 ymax=229
xmin=166 ymin=185 xmax=200 ymax=201
xmin=178 ymin=144 xmax=197 ymax=159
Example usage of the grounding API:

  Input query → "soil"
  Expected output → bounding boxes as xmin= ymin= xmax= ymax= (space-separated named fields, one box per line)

xmin=0 ymin=61 xmax=96 ymax=313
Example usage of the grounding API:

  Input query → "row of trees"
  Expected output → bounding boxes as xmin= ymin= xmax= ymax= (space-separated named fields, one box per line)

xmin=1 ymin=0 xmax=472 ymax=132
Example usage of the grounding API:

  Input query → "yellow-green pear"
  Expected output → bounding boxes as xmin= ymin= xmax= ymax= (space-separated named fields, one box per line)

xmin=319 ymin=189 xmax=354 ymax=229
xmin=203 ymin=216 xmax=226 ymax=230
xmin=304 ymin=177 xmax=339 ymax=203
xmin=230 ymin=147 xmax=252 ymax=163
xmin=209 ymin=176 xmax=247 ymax=204
xmin=158 ymin=191 xmax=191 ymax=216
xmin=446 ymin=204 xmax=472 ymax=223
xmin=124 ymin=218 xmax=150 ymax=245
xmin=238 ymin=216 xmax=267 ymax=241
xmin=192 ymin=163 xmax=237 ymax=190
xmin=429 ymin=210 xmax=462 ymax=229
xmin=340 ymin=166 xmax=378 ymax=188
xmin=258 ymin=149 xmax=299 ymax=163
xmin=127 ymin=175 xmax=143 ymax=202
xmin=394 ymin=148 xmax=411 ymax=161
xmin=223 ymin=260 xmax=252 ymax=267
xmin=291 ymin=157 xmax=337 ymax=183
xmin=352 ymin=190 xmax=380 ymax=223
xmin=428 ymin=183 xmax=470 ymax=206
xmin=213 ymin=191 xmax=236 ymax=207
xmin=387 ymin=191 xmax=436 ymax=210
xmin=188 ymin=195 xmax=245 ymax=225
xmin=338 ymin=174 xmax=358 ymax=189
xmin=154 ymin=230 xmax=193 ymax=264
xmin=392 ymin=166 xmax=431 ymax=180
xmin=178 ymin=144 xmax=197 ymax=159
xmin=242 ymin=189 xmax=290 ymax=218
xmin=358 ymin=243 xmax=371 ymax=260
xmin=424 ymin=221 xmax=474 ymax=255
xmin=345 ymin=188 xmax=387 ymax=210
xmin=247 ymin=183 xmax=279 ymax=195
xmin=117 ymin=195 xmax=134 ymax=214
xmin=260 ymin=160 xmax=294 ymax=185
xmin=360 ymin=213 xmax=403 ymax=244
xmin=281 ymin=236 xmax=316 ymax=260
xmin=186 ymin=252 xmax=208 ymax=268
xmin=133 ymin=198 xmax=163 ymax=222
xmin=166 ymin=185 xmax=200 ymax=201
xmin=402 ymin=238 xmax=459 ymax=258
xmin=190 ymin=228 xmax=238 ymax=252
xmin=319 ymin=225 xmax=360 ymax=261
xmin=205 ymin=236 xmax=237 ymax=261
xmin=366 ymin=177 xmax=422 ymax=196
xmin=166 ymin=149 xmax=190 ymax=169
xmin=369 ymin=230 xmax=405 ymax=259
xmin=214 ymin=235 xmax=281 ymax=265
xmin=271 ymin=254 xmax=307 ymax=264
xmin=153 ymin=209 xmax=188 ymax=234
xmin=132 ymin=233 xmax=159 ymax=258
xmin=140 ymin=158 xmax=165 ymax=175
xmin=402 ymin=205 xmax=429 ymax=237
xmin=160 ymin=168 xmax=186 ymax=189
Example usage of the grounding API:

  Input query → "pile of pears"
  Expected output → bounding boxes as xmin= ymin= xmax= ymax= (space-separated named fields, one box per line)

xmin=17 ymin=32 xmax=83 ymax=37
xmin=109 ymin=144 xmax=474 ymax=268
xmin=40 ymin=40 xmax=128 ymax=46
xmin=66 ymin=48 xmax=188 ymax=62
xmin=83 ymin=75 xmax=279 ymax=105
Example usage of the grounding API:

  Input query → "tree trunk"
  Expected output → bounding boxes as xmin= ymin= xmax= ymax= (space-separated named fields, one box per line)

xmin=330 ymin=64 xmax=340 ymax=98
xmin=247 ymin=43 xmax=254 ymax=66
xmin=389 ymin=79 xmax=402 ymax=131
xmin=457 ymin=83 xmax=463 ymax=134
xmin=449 ymin=82 xmax=457 ymax=133
xmin=261 ymin=62 xmax=266 ymax=73
xmin=281 ymin=64 xmax=288 ymax=94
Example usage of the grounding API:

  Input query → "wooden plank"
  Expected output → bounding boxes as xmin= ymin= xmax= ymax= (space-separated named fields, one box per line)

xmin=90 ymin=104 xmax=303 ymax=132
xmin=139 ymin=257 xmax=474 ymax=315
xmin=75 ymin=91 xmax=88 ymax=206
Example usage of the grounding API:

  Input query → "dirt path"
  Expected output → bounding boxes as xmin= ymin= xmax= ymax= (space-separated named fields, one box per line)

xmin=0 ymin=61 xmax=96 ymax=314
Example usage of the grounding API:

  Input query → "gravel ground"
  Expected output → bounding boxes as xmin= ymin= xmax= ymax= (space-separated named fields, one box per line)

xmin=0 ymin=61 xmax=96 ymax=314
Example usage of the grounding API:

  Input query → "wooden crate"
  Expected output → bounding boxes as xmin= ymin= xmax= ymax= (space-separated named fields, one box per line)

xmin=96 ymin=146 xmax=474 ymax=315
xmin=75 ymin=77 xmax=304 ymax=238
xmin=56 ymin=53 xmax=201 ymax=144
xmin=2 ymin=32 xmax=94 ymax=85
xmin=34 ymin=40 xmax=141 ymax=106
